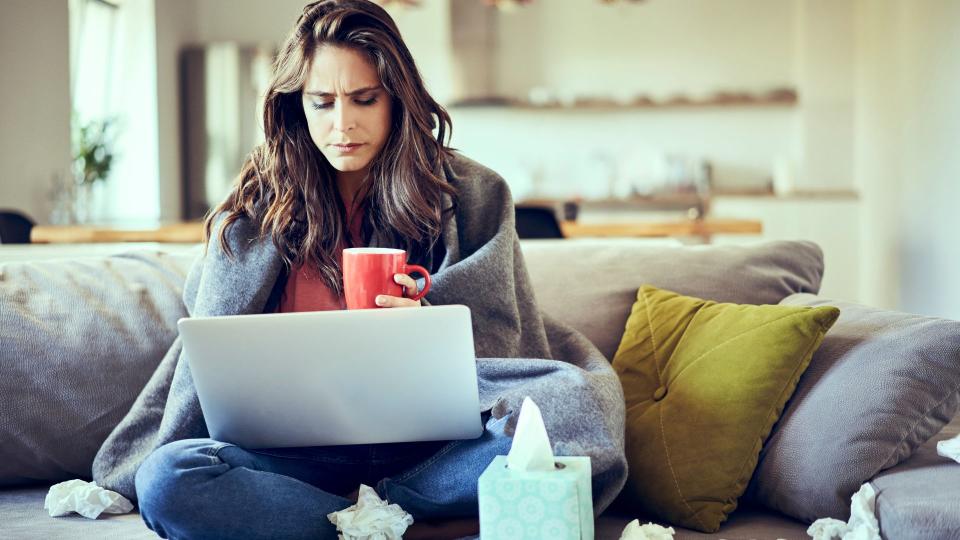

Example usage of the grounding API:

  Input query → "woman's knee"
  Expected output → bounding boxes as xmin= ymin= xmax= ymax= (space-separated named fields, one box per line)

xmin=135 ymin=438 xmax=228 ymax=523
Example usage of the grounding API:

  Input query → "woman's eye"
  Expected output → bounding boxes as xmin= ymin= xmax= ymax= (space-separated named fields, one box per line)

xmin=356 ymin=97 xmax=377 ymax=106
xmin=311 ymin=101 xmax=333 ymax=110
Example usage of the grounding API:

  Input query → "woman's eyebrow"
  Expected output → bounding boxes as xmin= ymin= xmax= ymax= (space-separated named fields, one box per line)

xmin=304 ymin=85 xmax=382 ymax=97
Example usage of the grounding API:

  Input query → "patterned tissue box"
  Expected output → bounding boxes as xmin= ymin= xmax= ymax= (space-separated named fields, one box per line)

xmin=478 ymin=455 xmax=593 ymax=540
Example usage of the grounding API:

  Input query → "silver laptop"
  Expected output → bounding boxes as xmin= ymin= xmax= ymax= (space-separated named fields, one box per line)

xmin=177 ymin=304 xmax=482 ymax=449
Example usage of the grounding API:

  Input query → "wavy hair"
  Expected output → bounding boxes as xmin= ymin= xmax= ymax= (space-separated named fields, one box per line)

xmin=204 ymin=0 xmax=457 ymax=295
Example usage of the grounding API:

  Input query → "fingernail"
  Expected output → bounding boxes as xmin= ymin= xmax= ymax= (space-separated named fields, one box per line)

xmin=394 ymin=274 xmax=402 ymax=283
xmin=375 ymin=296 xmax=385 ymax=305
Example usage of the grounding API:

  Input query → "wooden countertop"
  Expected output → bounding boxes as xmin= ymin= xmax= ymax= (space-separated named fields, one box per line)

xmin=31 ymin=218 xmax=762 ymax=244
xmin=560 ymin=218 xmax=761 ymax=238
xmin=31 ymin=222 xmax=207 ymax=244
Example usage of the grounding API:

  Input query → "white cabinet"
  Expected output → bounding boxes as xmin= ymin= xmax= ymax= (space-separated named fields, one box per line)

xmin=710 ymin=195 xmax=861 ymax=303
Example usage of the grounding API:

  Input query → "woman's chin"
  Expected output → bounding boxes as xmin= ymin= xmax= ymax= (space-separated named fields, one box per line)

xmin=326 ymin=157 xmax=370 ymax=174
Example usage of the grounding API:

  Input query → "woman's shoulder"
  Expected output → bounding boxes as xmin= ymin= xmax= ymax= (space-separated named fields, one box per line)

xmin=204 ymin=206 xmax=277 ymax=258
xmin=442 ymin=151 xmax=511 ymax=199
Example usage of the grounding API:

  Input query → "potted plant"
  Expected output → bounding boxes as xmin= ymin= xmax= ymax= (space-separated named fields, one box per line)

xmin=72 ymin=117 xmax=117 ymax=223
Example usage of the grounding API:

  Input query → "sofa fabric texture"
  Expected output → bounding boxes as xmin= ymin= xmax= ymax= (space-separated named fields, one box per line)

xmin=872 ymin=414 xmax=960 ymax=540
xmin=0 ymin=250 xmax=197 ymax=485
xmin=612 ymin=285 xmax=839 ymax=532
xmin=749 ymin=293 xmax=960 ymax=523
xmin=520 ymin=239 xmax=825 ymax=361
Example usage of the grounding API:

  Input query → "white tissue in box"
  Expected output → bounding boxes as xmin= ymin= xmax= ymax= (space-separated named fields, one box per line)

xmin=478 ymin=455 xmax=594 ymax=540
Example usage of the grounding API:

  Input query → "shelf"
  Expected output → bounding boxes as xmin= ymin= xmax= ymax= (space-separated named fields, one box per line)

xmin=520 ymin=189 xmax=859 ymax=207
xmin=449 ymin=91 xmax=798 ymax=110
xmin=713 ymin=189 xmax=860 ymax=200
xmin=519 ymin=194 xmax=703 ymax=207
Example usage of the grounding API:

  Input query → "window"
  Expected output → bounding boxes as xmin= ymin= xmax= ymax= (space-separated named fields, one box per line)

xmin=69 ymin=0 xmax=159 ymax=223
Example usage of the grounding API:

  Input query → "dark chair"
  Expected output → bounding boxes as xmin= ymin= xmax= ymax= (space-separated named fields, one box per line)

xmin=515 ymin=205 xmax=565 ymax=239
xmin=0 ymin=210 xmax=36 ymax=244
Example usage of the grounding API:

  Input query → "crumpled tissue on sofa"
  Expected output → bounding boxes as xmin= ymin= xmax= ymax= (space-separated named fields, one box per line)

xmin=619 ymin=518 xmax=676 ymax=539
xmin=327 ymin=483 xmax=413 ymax=540
xmin=937 ymin=433 xmax=960 ymax=463
xmin=807 ymin=483 xmax=880 ymax=540
xmin=44 ymin=479 xmax=134 ymax=519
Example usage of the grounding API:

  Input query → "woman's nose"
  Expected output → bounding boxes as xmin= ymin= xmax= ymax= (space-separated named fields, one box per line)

xmin=332 ymin=102 xmax=356 ymax=132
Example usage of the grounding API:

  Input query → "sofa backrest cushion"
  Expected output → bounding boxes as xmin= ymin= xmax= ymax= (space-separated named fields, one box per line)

xmin=0 ymin=248 xmax=197 ymax=485
xmin=520 ymin=239 xmax=825 ymax=360
xmin=748 ymin=293 xmax=960 ymax=522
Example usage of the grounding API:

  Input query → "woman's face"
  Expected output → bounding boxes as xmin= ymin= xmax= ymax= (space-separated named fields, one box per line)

xmin=302 ymin=45 xmax=392 ymax=185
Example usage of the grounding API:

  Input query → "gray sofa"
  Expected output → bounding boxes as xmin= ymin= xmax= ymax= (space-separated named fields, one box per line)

xmin=2 ymin=238 xmax=959 ymax=539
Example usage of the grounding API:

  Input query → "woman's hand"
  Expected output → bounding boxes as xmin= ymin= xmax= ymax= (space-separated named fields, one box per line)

xmin=374 ymin=273 xmax=421 ymax=308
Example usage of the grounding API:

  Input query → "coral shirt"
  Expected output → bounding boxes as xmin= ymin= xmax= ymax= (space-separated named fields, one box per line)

xmin=276 ymin=203 xmax=364 ymax=313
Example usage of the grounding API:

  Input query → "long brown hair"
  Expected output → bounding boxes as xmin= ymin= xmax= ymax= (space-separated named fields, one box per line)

xmin=204 ymin=0 xmax=457 ymax=295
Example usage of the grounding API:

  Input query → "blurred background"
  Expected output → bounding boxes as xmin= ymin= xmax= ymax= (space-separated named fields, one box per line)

xmin=1 ymin=0 xmax=958 ymax=318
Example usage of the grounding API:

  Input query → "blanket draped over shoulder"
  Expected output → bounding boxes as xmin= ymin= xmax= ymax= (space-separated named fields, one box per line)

xmin=92 ymin=153 xmax=627 ymax=513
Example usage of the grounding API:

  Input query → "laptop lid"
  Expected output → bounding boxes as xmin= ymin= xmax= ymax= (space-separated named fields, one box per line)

xmin=177 ymin=304 xmax=482 ymax=449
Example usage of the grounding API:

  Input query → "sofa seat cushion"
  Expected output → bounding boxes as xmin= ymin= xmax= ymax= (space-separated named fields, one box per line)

xmin=0 ymin=486 xmax=159 ymax=539
xmin=871 ymin=414 xmax=960 ymax=540
xmin=0 ymin=485 xmax=810 ymax=540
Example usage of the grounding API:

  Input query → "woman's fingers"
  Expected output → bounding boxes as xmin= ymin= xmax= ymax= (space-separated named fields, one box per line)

xmin=375 ymin=294 xmax=419 ymax=308
xmin=394 ymin=273 xmax=419 ymax=297
xmin=371 ymin=274 xmax=421 ymax=308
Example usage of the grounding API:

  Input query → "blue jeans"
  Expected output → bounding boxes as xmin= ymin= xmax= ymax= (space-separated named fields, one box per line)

xmin=135 ymin=415 xmax=510 ymax=540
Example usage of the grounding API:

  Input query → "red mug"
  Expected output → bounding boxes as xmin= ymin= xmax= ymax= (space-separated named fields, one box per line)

xmin=342 ymin=248 xmax=432 ymax=309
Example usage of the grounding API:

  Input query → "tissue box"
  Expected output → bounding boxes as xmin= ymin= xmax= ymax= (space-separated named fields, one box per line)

xmin=478 ymin=455 xmax=593 ymax=540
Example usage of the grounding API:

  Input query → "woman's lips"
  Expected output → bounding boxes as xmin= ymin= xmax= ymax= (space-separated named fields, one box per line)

xmin=331 ymin=143 xmax=364 ymax=153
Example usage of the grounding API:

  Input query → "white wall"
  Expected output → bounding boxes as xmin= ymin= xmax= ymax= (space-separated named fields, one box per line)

xmin=495 ymin=0 xmax=796 ymax=101
xmin=104 ymin=0 xmax=161 ymax=223
xmin=855 ymin=0 xmax=960 ymax=319
xmin=894 ymin=2 xmax=960 ymax=320
xmin=711 ymin=195 xmax=861 ymax=302
xmin=795 ymin=0 xmax=856 ymax=191
xmin=0 ymin=0 xmax=72 ymax=225
xmin=155 ymin=0 xmax=199 ymax=221
xmin=853 ymin=0 xmax=904 ymax=311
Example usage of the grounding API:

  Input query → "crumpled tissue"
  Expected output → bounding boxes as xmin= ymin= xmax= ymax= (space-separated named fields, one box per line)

xmin=327 ymin=484 xmax=413 ymax=540
xmin=619 ymin=519 xmax=676 ymax=540
xmin=807 ymin=483 xmax=880 ymax=540
xmin=937 ymin=433 xmax=960 ymax=463
xmin=44 ymin=479 xmax=134 ymax=519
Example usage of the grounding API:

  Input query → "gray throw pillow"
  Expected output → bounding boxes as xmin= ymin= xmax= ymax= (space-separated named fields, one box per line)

xmin=520 ymin=239 xmax=825 ymax=360
xmin=748 ymin=293 xmax=960 ymax=522
xmin=0 ymin=248 xmax=198 ymax=485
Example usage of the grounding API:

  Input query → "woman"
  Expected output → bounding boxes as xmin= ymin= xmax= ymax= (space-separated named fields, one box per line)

xmin=92 ymin=1 xmax=627 ymax=539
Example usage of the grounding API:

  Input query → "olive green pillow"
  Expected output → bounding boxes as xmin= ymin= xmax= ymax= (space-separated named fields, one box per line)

xmin=612 ymin=285 xmax=839 ymax=532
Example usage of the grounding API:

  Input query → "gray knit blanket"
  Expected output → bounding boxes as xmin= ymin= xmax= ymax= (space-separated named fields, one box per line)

xmin=92 ymin=153 xmax=627 ymax=513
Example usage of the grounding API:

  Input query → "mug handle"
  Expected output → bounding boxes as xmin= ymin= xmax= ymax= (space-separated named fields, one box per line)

xmin=402 ymin=264 xmax=431 ymax=301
